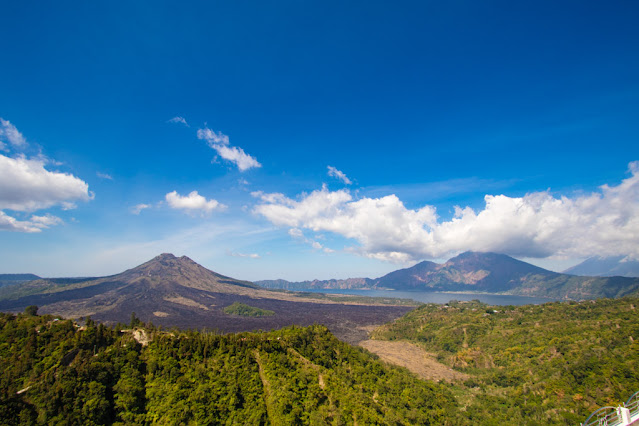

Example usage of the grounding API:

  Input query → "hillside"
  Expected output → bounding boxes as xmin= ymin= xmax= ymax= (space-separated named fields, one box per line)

xmin=564 ymin=256 xmax=639 ymax=277
xmin=376 ymin=252 xmax=554 ymax=291
xmin=255 ymin=252 xmax=639 ymax=300
xmin=369 ymin=297 xmax=639 ymax=424
xmin=0 ymin=312 xmax=456 ymax=425
xmin=377 ymin=252 xmax=639 ymax=299
xmin=0 ymin=254 xmax=415 ymax=343
xmin=0 ymin=274 xmax=40 ymax=289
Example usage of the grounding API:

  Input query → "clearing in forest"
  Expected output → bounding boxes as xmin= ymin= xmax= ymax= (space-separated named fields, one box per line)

xmin=359 ymin=339 xmax=469 ymax=382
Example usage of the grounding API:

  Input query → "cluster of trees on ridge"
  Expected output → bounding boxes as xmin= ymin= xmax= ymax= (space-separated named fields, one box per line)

xmin=222 ymin=302 xmax=275 ymax=317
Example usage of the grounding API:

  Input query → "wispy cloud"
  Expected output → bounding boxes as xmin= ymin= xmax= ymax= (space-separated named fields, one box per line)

xmin=168 ymin=116 xmax=189 ymax=127
xmin=288 ymin=227 xmax=335 ymax=254
xmin=254 ymin=162 xmax=639 ymax=262
xmin=0 ymin=118 xmax=27 ymax=151
xmin=72 ymin=221 xmax=275 ymax=277
xmin=327 ymin=166 xmax=352 ymax=185
xmin=131 ymin=203 xmax=151 ymax=215
xmin=197 ymin=127 xmax=261 ymax=172
xmin=29 ymin=214 xmax=64 ymax=228
xmin=227 ymin=251 xmax=261 ymax=259
xmin=96 ymin=172 xmax=113 ymax=180
xmin=0 ymin=211 xmax=63 ymax=233
xmin=165 ymin=190 xmax=226 ymax=215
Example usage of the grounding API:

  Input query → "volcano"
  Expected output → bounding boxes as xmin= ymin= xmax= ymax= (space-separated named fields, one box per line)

xmin=0 ymin=254 xmax=413 ymax=343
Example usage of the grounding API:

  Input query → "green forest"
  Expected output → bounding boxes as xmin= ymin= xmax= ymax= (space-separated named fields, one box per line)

xmin=223 ymin=302 xmax=275 ymax=317
xmin=0 ymin=310 xmax=456 ymax=425
xmin=371 ymin=297 xmax=639 ymax=424
xmin=2 ymin=297 xmax=638 ymax=424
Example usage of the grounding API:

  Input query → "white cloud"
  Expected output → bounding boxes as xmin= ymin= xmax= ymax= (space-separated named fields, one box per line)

xmin=197 ymin=128 xmax=229 ymax=145
xmin=165 ymin=190 xmax=226 ymax=215
xmin=131 ymin=203 xmax=151 ymax=215
xmin=215 ymin=145 xmax=261 ymax=171
xmin=197 ymin=127 xmax=261 ymax=172
xmin=29 ymin=213 xmax=64 ymax=228
xmin=327 ymin=166 xmax=352 ymax=185
xmin=0 ymin=212 xmax=63 ymax=233
xmin=227 ymin=251 xmax=261 ymax=259
xmin=0 ymin=211 xmax=41 ymax=232
xmin=96 ymin=172 xmax=113 ymax=180
xmin=168 ymin=116 xmax=189 ymax=126
xmin=286 ymin=226 xmax=335 ymax=253
xmin=288 ymin=228 xmax=304 ymax=238
xmin=253 ymin=162 xmax=639 ymax=262
xmin=0 ymin=154 xmax=92 ymax=212
xmin=0 ymin=118 xmax=27 ymax=150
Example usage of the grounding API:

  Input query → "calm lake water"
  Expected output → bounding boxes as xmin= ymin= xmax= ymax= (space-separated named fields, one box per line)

xmin=300 ymin=288 xmax=556 ymax=306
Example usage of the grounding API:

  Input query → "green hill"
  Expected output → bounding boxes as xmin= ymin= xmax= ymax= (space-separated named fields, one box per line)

xmin=370 ymin=297 xmax=639 ymax=424
xmin=0 ymin=311 xmax=455 ymax=425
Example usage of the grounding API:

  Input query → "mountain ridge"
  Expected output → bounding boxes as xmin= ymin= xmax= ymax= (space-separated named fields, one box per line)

xmin=0 ymin=253 xmax=414 ymax=343
xmin=563 ymin=255 xmax=639 ymax=277
xmin=256 ymin=251 xmax=639 ymax=300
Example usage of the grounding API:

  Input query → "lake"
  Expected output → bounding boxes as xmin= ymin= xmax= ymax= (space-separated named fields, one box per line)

xmin=299 ymin=288 xmax=557 ymax=306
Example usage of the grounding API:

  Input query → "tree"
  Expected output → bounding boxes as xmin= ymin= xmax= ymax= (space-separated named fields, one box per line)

xmin=130 ymin=312 xmax=141 ymax=328
xmin=24 ymin=305 xmax=38 ymax=316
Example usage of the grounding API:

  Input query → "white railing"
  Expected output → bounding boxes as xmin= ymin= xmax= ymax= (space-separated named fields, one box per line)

xmin=582 ymin=391 xmax=639 ymax=426
xmin=625 ymin=391 xmax=639 ymax=422
xmin=581 ymin=406 xmax=624 ymax=426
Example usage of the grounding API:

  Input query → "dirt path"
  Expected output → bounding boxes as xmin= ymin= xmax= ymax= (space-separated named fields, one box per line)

xmin=359 ymin=340 xmax=469 ymax=382
xmin=287 ymin=347 xmax=326 ymax=389
xmin=253 ymin=350 xmax=276 ymax=421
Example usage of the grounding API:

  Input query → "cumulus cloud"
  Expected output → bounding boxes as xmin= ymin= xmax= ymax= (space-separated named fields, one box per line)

xmin=0 ymin=155 xmax=92 ymax=212
xmin=253 ymin=162 xmax=639 ymax=262
xmin=131 ymin=203 xmax=151 ymax=215
xmin=197 ymin=127 xmax=261 ymax=172
xmin=165 ymin=190 xmax=226 ymax=215
xmin=0 ymin=118 xmax=27 ymax=150
xmin=168 ymin=116 xmax=189 ymax=126
xmin=327 ymin=166 xmax=352 ymax=185
xmin=0 ymin=119 xmax=91 ymax=233
xmin=0 ymin=211 xmax=40 ymax=232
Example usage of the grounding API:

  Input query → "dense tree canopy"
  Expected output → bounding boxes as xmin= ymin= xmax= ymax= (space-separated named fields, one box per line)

xmin=371 ymin=297 xmax=639 ymax=424
xmin=0 ymin=312 xmax=456 ymax=425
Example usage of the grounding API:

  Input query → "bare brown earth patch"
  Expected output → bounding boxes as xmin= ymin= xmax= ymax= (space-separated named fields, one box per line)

xmin=163 ymin=295 xmax=209 ymax=310
xmin=359 ymin=340 xmax=469 ymax=382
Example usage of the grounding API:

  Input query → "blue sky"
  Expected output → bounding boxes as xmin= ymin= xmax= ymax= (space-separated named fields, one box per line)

xmin=1 ymin=1 xmax=638 ymax=280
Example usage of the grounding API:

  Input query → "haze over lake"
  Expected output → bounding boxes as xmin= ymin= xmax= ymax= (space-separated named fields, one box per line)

xmin=298 ymin=289 xmax=554 ymax=306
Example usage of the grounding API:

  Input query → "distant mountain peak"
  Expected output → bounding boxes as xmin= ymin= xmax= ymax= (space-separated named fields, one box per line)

xmin=563 ymin=255 xmax=639 ymax=277
xmin=152 ymin=253 xmax=178 ymax=261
